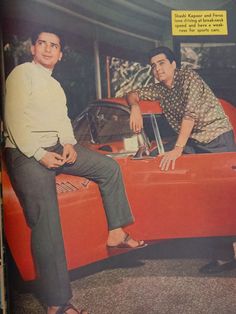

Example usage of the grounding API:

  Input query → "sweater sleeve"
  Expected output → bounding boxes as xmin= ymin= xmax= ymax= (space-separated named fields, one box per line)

xmin=58 ymin=113 xmax=77 ymax=146
xmin=55 ymin=86 xmax=77 ymax=146
xmin=4 ymin=66 xmax=47 ymax=159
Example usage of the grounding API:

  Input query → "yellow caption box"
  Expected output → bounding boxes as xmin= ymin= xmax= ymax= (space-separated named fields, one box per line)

xmin=172 ymin=10 xmax=228 ymax=36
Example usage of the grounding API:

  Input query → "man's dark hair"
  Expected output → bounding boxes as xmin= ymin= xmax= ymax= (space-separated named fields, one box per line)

xmin=148 ymin=46 xmax=176 ymax=64
xmin=31 ymin=26 xmax=65 ymax=50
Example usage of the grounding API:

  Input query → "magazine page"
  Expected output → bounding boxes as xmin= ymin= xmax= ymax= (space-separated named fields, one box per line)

xmin=1 ymin=1 xmax=236 ymax=313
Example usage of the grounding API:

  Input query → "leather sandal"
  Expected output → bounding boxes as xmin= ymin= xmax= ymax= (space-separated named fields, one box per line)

xmin=199 ymin=259 xmax=236 ymax=274
xmin=107 ymin=233 xmax=147 ymax=249
xmin=55 ymin=303 xmax=88 ymax=314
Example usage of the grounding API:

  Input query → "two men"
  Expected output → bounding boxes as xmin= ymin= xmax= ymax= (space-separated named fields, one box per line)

xmin=4 ymin=28 xmax=145 ymax=314
xmin=4 ymin=27 xmax=236 ymax=314
xmin=127 ymin=46 xmax=236 ymax=273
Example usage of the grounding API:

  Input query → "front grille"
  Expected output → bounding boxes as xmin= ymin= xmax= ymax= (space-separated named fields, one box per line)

xmin=56 ymin=182 xmax=79 ymax=193
xmin=56 ymin=179 xmax=90 ymax=193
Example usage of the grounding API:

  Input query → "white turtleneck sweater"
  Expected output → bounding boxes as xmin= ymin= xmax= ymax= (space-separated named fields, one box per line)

xmin=4 ymin=62 xmax=77 ymax=161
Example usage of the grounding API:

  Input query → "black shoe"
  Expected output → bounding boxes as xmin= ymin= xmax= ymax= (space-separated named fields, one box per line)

xmin=199 ymin=259 xmax=236 ymax=274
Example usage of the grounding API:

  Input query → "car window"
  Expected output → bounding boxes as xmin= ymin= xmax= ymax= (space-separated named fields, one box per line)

xmin=73 ymin=104 xmax=179 ymax=156
xmin=73 ymin=104 xmax=139 ymax=155
xmin=74 ymin=105 xmax=133 ymax=143
xmin=73 ymin=113 xmax=92 ymax=143
xmin=143 ymin=114 xmax=178 ymax=153
xmin=89 ymin=106 xmax=133 ymax=143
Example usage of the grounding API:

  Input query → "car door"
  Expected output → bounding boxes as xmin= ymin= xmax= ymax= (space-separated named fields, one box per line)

xmin=121 ymin=151 xmax=236 ymax=240
xmin=121 ymin=113 xmax=236 ymax=241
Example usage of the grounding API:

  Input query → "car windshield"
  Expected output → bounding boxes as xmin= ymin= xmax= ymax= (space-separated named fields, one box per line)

xmin=73 ymin=104 xmax=133 ymax=142
xmin=73 ymin=102 xmax=177 ymax=156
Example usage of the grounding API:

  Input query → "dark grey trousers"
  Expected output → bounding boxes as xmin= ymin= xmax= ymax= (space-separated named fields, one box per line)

xmin=183 ymin=130 xmax=236 ymax=154
xmin=5 ymin=143 xmax=134 ymax=306
xmin=159 ymin=130 xmax=236 ymax=154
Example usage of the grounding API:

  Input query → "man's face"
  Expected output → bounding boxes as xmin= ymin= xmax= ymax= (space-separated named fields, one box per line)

xmin=31 ymin=32 xmax=62 ymax=70
xmin=150 ymin=53 xmax=176 ymax=87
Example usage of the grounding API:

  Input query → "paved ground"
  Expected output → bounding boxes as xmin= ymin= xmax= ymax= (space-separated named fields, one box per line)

xmin=7 ymin=237 xmax=236 ymax=314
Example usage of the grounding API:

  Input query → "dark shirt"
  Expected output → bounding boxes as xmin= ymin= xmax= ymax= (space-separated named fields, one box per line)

xmin=136 ymin=68 xmax=232 ymax=143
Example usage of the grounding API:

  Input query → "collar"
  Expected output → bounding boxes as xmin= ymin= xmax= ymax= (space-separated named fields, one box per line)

xmin=32 ymin=61 xmax=53 ymax=76
xmin=160 ymin=68 xmax=179 ymax=89
xmin=156 ymin=68 xmax=179 ymax=90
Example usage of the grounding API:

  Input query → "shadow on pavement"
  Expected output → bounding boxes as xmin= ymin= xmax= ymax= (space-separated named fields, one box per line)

xmin=69 ymin=236 xmax=236 ymax=280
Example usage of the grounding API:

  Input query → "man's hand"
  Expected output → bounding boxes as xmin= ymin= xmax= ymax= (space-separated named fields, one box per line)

xmin=62 ymin=144 xmax=77 ymax=164
xmin=39 ymin=151 xmax=65 ymax=169
xmin=159 ymin=147 xmax=183 ymax=171
xmin=127 ymin=92 xmax=143 ymax=133
xmin=130 ymin=105 xmax=143 ymax=133
xmin=159 ymin=117 xmax=194 ymax=171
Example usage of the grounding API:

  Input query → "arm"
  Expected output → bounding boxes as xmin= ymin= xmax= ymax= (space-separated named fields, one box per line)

xmin=127 ymin=91 xmax=143 ymax=133
xmin=58 ymin=114 xmax=77 ymax=147
xmin=39 ymin=151 xmax=65 ymax=168
xmin=39 ymin=145 xmax=77 ymax=169
xmin=56 ymin=87 xmax=77 ymax=148
xmin=159 ymin=117 xmax=194 ymax=171
xmin=5 ymin=70 xmax=65 ymax=169
xmin=5 ymin=66 xmax=47 ymax=159
xmin=35 ymin=111 xmax=76 ymax=167
xmin=160 ymin=70 xmax=206 ymax=171
xmin=62 ymin=143 xmax=77 ymax=164
xmin=57 ymin=97 xmax=77 ymax=164
xmin=127 ymin=84 xmax=160 ymax=132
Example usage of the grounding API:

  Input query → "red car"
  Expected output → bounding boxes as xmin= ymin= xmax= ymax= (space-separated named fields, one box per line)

xmin=3 ymin=98 xmax=236 ymax=281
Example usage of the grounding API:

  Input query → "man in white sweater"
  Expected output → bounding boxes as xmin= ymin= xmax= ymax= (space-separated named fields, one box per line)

xmin=4 ymin=27 xmax=145 ymax=314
